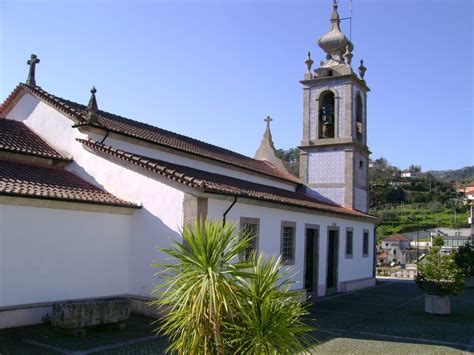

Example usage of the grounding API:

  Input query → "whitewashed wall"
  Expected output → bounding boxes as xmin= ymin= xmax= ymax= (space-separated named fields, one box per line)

xmin=207 ymin=199 xmax=374 ymax=295
xmin=6 ymin=94 xmax=185 ymax=298
xmin=98 ymin=136 xmax=296 ymax=192
xmin=0 ymin=205 xmax=130 ymax=307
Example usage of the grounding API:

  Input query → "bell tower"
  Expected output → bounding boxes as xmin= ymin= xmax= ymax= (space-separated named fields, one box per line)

xmin=299 ymin=1 xmax=370 ymax=213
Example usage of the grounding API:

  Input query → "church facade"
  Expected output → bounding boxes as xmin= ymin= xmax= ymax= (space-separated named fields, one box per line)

xmin=0 ymin=3 xmax=378 ymax=329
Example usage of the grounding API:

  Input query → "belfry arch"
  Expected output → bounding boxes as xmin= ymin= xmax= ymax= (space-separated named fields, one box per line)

xmin=318 ymin=90 xmax=336 ymax=139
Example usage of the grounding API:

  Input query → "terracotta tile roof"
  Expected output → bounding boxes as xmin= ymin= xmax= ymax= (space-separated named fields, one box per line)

xmin=1 ymin=84 xmax=300 ymax=184
xmin=0 ymin=158 xmax=139 ymax=208
xmin=0 ymin=119 xmax=69 ymax=161
xmin=79 ymin=139 xmax=377 ymax=221
xmin=382 ymin=234 xmax=410 ymax=242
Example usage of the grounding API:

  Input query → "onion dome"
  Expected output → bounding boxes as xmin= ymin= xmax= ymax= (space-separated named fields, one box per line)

xmin=317 ymin=3 xmax=353 ymax=67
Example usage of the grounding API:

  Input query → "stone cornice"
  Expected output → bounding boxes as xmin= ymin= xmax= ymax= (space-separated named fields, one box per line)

xmin=300 ymin=73 xmax=370 ymax=92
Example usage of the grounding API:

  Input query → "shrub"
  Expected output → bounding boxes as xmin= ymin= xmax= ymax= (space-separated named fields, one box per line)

xmin=454 ymin=243 xmax=474 ymax=277
xmin=151 ymin=219 xmax=314 ymax=354
xmin=416 ymin=238 xmax=464 ymax=296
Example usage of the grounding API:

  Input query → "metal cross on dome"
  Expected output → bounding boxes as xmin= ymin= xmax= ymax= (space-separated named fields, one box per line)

xmin=26 ymin=54 xmax=40 ymax=87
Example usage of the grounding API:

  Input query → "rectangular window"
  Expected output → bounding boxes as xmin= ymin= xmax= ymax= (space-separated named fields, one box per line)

xmin=363 ymin=230 xmax=369 ymax=257
xmin=240 ymin=217 xmax=259 ymax=261
xmin=281 ymin=221 xmax=296 ymax=265
xmin=345 ymin=229 xmax=353 ymax=257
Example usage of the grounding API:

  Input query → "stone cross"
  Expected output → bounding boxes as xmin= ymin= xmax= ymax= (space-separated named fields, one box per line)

xmin=26 ymin=54 xmax=40 ymax=87
xmin=264 ymin=115 xmax=273 ymax=130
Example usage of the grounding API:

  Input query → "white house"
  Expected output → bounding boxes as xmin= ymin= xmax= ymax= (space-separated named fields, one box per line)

xmin=401 ymin=170 xmax=418 ymax=179
xmin=381 ymin=234 xmax=410 ymax=264
xmin=0 ymin=3 xmax=378 ymax=329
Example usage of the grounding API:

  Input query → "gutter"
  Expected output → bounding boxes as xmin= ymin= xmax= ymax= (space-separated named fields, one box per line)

xmin=222 ymin=196 xmax=238 ymax=226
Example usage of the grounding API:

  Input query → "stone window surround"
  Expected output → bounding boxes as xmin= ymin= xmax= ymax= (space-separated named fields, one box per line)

xmin=240 ymin=217 xmax=260 ymax=260
xmin=362 ymin=229 xmax=370 ymax=257
xmin=345 ymin=227 xmax=353 ymax=259
xmin=280 ymin=220 xmax=297 ymax=265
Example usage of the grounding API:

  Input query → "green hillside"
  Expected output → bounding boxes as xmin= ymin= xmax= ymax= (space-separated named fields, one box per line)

xmin=371 ymin=203 xmax=470 ymax=240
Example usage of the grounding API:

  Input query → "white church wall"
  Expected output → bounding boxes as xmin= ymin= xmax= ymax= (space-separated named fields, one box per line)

xmin=99 ymin=136 xmax=296 ymax=192
xmin=6 ymin=94 xmax=185 ymax=299
xmin=207 ymin=199 xmax=374 ymax=295
xmin=0 ymin=204 xmax=130 ymax=308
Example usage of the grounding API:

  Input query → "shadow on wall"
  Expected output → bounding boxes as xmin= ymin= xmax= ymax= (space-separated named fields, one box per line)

xmin=129 ymin=207 xmax=181 ymax=297
xmin=61 ymin=163 xmax=182 ymax=299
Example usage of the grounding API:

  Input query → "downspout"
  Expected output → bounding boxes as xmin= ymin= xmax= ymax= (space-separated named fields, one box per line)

xmin=100 ymin=129 xmax=110 ymax=144
xmin=222 ymin=196 xmax=238 ymax=226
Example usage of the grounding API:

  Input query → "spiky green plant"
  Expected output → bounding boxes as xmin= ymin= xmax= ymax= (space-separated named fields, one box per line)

xmin=226 ymin=254 xmax=315 ymax=354
xmin=151 ymin=219 xmax=315 ymax=354
xmin=150 ymin=219 xmax=251 ymax=354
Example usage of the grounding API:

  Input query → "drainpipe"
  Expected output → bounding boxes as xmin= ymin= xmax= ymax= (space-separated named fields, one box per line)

xmin=100 ymin=129 xmax=110 ymax=144
xmin=222 ymin=196 xmax=238 ymax=226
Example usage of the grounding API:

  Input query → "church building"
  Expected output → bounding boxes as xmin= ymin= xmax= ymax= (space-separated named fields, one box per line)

xmin=0 ymin=3 xmax=378 ymax=328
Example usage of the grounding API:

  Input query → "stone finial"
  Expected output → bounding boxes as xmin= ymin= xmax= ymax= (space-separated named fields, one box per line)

xmin=305 ymin=52 xmax=314 ymax=73
xmin=26 ymin=54 xmax=40 ymax=87
xmin=343 ymin=45 xmax=353 ymax=66
xmin=358 ymin=59 xmax=367 ymax=79
xmin=86 ymin=86 xmax=99 ymax=124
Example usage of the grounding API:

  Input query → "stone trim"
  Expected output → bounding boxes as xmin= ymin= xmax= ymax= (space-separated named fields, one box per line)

xmin=300 ymin=73 xmax=370 ymax=92
xmin=345 ymin=227 xmax=354 ymax=258
xmin=280 ymin=220 xmax=297 ymax=265
xmin=362 ymin=229 xmax=370 ymax=257
xmin=240 ymin=217 xmax=260 ymax=259
xmin=304 ymin=224 xmax=320 ymax=296
xmin=183 ymin=194 xmax=208 ymax=227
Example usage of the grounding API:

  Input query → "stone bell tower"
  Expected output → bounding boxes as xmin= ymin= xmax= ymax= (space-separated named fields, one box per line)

xmin=299 ymin=2 xmax=370 ymax=213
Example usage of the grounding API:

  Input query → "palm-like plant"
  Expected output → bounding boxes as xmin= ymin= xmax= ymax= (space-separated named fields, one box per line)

xmin=150 ymin=219 xmax=251 ymax=354
xmin=227 ymin=254 xmax=314 ymax=354
xmin=151 ymin=219 xmax=314 ymax=354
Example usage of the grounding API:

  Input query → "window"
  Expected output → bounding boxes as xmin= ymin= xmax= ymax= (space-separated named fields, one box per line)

xmin=363 ymin=230 xmax=369 ymax=257
xmin=359 ymin=160 xmax=363 ymax=169
xmin=318 ymin=91 xmax=335 ymax=139
xmin=240 ymin=217 xmax=259 ymax=261
xmin=345 ymin=229 xmax=353 ymax=257
xmin=281 ymin=221 xmax=296 ymax=265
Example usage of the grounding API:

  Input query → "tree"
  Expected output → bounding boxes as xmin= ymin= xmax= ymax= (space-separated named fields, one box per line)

xmin=415 ymin=236 xmax=464 ymax=296
xmin=454 ymin=243 xmax=474 ymax=277
xmin=151 ymin=219 xmax=314 ymax=354
xmin=409 ymin=164 xmax=422 ymax=173
xmin=276 ymin=148 xmax=300 ymax=177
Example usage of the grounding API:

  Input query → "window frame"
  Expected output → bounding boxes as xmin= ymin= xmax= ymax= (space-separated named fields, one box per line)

xmin=280 ymin=221 xmax=296 ymax=265
xmin=240 ymin=217 xmax=260 ymax=261
xmin=362 ymin=229 xmax=370 ymax=257
xmin=345 ymin=228 xmax=353 ymax=258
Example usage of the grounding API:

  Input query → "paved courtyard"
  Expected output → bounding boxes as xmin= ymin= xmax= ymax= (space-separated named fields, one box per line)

xmin=0 ymin=280 xmax=473 ymax=354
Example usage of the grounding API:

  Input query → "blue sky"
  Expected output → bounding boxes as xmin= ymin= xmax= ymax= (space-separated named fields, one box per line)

xmin=1 ymin=0 xmax=472 ymax=171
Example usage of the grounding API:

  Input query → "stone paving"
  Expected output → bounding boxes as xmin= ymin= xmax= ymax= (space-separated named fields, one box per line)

xmin=0 ymin=280 xmax=473 ymax=354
